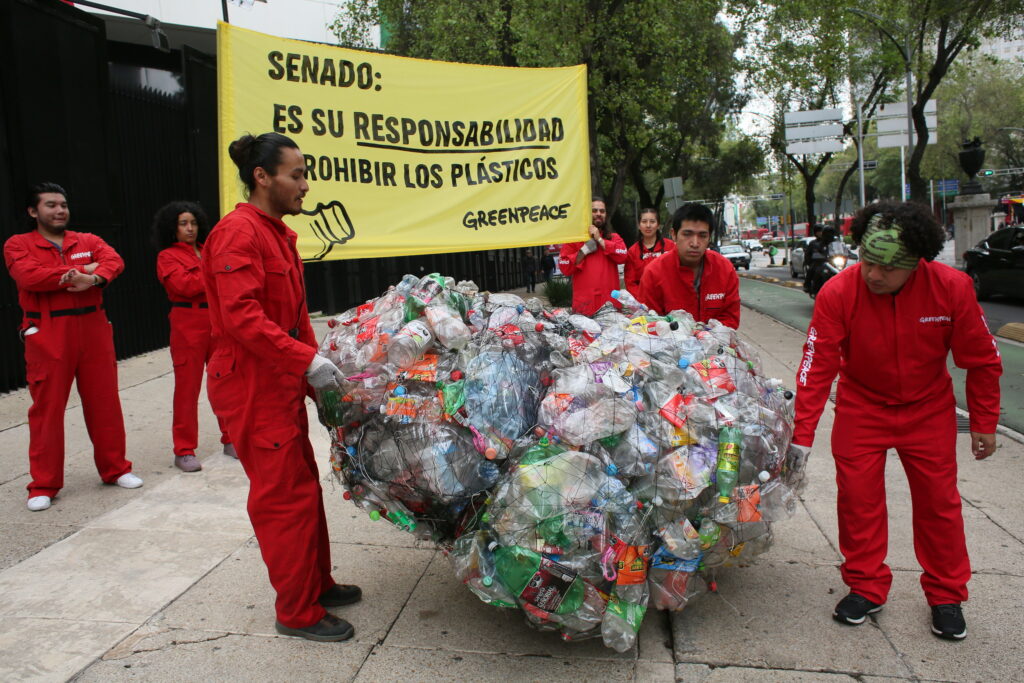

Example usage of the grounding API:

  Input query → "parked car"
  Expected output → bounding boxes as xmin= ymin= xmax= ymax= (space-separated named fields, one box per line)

xmin=963 ymin=226 xmax=1024 ymax=300
xmin=719 ymin=244 xmax=751 ymax=270
xmin=788 ymin=237 xmax=817 ymax=278
xmin=741 ymin=238 xmax=762 ymax=253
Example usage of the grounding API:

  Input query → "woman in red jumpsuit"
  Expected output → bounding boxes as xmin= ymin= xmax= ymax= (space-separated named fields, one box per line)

xmin=152 ymin=201 xmax=232 ymax=472
xmin=790 ymin=201 xmax=1001 ymax=641
xmin=623 ymin=207 xmax=672 ymax=296
xmin=203 ymin=132 xmax=357 ymax=643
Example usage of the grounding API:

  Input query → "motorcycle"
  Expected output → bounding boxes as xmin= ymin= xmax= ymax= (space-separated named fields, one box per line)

xmin=806 ymin=241 xmax=852 ymax=298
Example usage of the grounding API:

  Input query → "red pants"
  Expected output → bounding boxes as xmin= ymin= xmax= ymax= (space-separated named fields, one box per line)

xmin=169 ymin=308 xmax=229 ymax=456
xmin=831 ymin=393 xmax=970 ymax=606
xmin=210 ymin=354 xmax=335 ymax=628
xmin=24 ymin=311 xmax=130 ymax=498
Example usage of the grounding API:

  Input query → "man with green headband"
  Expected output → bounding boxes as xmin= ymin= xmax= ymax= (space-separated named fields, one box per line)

xmin=788 ymin=201 xmax=1002 ymax=642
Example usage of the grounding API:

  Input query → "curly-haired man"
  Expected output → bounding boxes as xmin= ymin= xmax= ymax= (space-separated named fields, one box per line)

xmin=788 ymin=200 xmax=1002 ymax=641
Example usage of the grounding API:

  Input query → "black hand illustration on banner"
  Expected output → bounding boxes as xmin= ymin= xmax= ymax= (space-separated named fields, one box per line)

xmin=301 ymin=200 xmax=356 ymax=261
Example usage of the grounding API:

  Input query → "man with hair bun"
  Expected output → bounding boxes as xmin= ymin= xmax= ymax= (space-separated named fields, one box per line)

xmin=789 ymin=200 xmax=1002 ymax=641
xmin=203 ymin=132 xmax=358 ymax=642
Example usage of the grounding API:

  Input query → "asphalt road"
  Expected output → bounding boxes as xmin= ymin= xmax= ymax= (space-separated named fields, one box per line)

xmin=737 ymin=274 xmax=1024 ymax=436
xmin=742 ymin=250 xmax=1024 ymax=332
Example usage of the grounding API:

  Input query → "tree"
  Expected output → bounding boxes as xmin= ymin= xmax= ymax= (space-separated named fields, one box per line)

xmin=846 ymin=0 xmax=1024 ymax=203
xmin=731 ymin=1 xmax=899 ymax=225
xmin=919 ymin=55 xmax=1024 ymax=193
xmin=330 ymin=0 xmax=746 ymax=223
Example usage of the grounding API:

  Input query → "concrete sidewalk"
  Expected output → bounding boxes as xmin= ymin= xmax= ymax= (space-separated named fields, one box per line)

xmin=0 ymin=303 xmax=1020 ymax=681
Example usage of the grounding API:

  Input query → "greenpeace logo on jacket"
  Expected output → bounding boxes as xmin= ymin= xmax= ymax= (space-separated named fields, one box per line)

xmin=792 ymin=261 xmax=1002 ymax=446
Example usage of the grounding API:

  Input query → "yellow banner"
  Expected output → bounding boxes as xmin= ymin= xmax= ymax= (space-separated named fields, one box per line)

xmin=217 ymin=23 xmax=591 ymax=261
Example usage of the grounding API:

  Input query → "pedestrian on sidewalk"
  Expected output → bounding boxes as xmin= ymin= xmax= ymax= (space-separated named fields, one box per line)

xmin=623 ymin=207 xmax=672 ymax=296
xmin=637 ymin=202 xmax=740 ymax=329
xmin=522 ymin=249 xmax=537 ymax=293
xmin=203 ymin=133 xmax=359 ymax=643
xmin=152 ymin=201 xmax=234 ymax=473
xmin=788 ymin=200 xmax=1002 ymax=642
xmin=768 ymin=243 xmax=778 ymax=265
xmin=4 ymin=182 xmax=142 ymax=512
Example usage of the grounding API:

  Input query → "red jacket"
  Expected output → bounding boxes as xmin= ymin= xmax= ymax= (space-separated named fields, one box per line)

xmin=4 ymin=230 xmax=124 ymax=329
xmin=624 ymin=237 xmax=674 ymax=296
xmin=157 ymin=242 xmax=207 ymax=304
xmin=793 ymin=260 xmax=1002 ymax=446
xmin=637 ymin=247 xmax=740 ymax=328
xmin=558 ymin=233 xmax=627 ymax=316
xmin=202 ymin=203 xmax=318 ymax=434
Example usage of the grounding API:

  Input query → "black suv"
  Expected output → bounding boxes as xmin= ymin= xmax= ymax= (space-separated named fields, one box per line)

xmin=963 ymin=226 xmax=1024 ymax=299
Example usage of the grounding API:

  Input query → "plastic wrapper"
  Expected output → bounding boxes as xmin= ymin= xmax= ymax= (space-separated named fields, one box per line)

xmin=318 ymin=273 xmax=800 ymax=652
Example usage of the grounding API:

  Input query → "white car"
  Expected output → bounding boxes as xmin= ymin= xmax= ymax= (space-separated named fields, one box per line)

xmin=741 ymin=239 xmax=762 ymax=253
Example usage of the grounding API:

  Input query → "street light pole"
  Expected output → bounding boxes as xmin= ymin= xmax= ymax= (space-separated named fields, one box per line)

xmin=847 ymin=8 xmax=915 ymax=200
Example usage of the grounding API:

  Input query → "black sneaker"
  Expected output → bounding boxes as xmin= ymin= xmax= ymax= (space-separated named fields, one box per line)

xmin=833 ymin=593 xmax=883 ymax=625
xmin=275 ymin=613 xmax=354 ymax=642
xmin=931 ymin=603 xmax=967 ymax=640
xmin=319 ymin=584 xmax=362 ymax=607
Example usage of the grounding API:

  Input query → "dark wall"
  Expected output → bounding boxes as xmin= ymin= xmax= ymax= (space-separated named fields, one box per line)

xmin=0 ymin=0 xmax=537 ymax=394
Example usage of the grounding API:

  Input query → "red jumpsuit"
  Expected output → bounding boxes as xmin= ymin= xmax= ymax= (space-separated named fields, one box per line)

xmin=623 ymin=237 xmax=673 ymax=296
xmin=793 ymin=260 xmax=1002 ymax=606
xmin=637 ymin=248 xmax=741 ymax=329
xmin=4 ymin=230 xmax=131 ymax=498
xmin=558 ymin=234 xmax=628 ymax=316
xmin=202 ymin=203 xmax=335 ymax=629
xmin=156 ymin=242 xmax=230 ymax=456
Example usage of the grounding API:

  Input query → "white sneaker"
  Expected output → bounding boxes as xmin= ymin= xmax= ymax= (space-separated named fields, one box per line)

xmin=27 ymin=496 xmax=51 ymax=511
xmin=115 ymin=473 xmax=143 ymax=489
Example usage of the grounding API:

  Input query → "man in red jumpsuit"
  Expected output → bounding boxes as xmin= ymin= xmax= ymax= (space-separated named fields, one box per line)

xmin=558 ymin=198 xmax=627 ymax=315
xmin=4 ymin=182 xmax=142 ymax=512
xmin=790 ymin=201 xmax=1001 ymax=641
xmin=638 ymin=203 xmax=740 ymax=328
xmin=203 ymin=132 xmax=357 ymax=642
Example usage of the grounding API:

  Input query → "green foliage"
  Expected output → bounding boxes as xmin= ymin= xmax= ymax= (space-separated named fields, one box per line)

xmin=329 ymin=0 xmax=747 ymax=222
xmin=542 ymin=276 xmax=572 ymax=307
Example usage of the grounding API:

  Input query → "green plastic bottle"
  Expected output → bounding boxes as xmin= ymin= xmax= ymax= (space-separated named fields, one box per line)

xmin=716 ymin=425 xmax=742 ymax=503
xmin=490 ymin=543 xmax=584 ymax=614
xmin=318 ymin=389 xmax=342 ymax=428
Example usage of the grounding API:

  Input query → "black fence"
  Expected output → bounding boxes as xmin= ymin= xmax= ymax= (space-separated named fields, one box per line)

xmin=0 ymin=0 xmax=537 ymax=395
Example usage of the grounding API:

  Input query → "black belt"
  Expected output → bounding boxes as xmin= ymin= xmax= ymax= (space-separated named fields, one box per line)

xmin=170 ymin=302 xmax=209 ymax=309
xmin=26 ymin=305 xmax=103 ymax=319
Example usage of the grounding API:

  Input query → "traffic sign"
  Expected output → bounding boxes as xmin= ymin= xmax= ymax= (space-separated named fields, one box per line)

xmin=756 ymin=216 xmax=768 ymax=225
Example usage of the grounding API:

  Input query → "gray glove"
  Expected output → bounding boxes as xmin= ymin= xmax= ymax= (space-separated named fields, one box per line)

xmin=305 ymin=354 xmax=343 ymax=392
xmin=785 ymin=443 xmax=811 ymax=482
xmin=580 ymin=238 xmax=598 ymax=255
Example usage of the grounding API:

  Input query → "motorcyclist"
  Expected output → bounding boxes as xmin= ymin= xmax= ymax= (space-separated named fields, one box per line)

xmin=804 ymin=224 xmax=838 ymax=295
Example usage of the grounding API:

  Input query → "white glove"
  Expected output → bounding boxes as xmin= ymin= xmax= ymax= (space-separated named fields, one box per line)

xmin=305 ymin=354 xmax=343 ymax=392
xmin=580 ymin=239 xmax=598 ymax=255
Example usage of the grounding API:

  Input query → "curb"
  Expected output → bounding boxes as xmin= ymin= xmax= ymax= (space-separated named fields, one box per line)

xmin=739 ymin=272 xmax=803 ymax=289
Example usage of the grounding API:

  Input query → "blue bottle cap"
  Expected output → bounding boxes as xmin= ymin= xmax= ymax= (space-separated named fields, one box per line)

xmin=606 ymin=463 xmax=618 ymax=476
xmin=346 ymin=446 xmax=356 ymax=456
xmin=393 ymin=385 xmax=406 ymax=396
xmin=678 ymin=358 xmax=690 ymax=369
xmin=611 ymin=289 xmax=621 ymax=299
xmin=516 ymin=304 xmax=525 ymax=314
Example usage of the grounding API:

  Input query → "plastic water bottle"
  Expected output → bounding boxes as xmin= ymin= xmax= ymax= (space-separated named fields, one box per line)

xmin=388 ymin=319 xmax=434 ymax=368
xmin=715 ymin=425 xmax=742 ymax=503
xmin=610 ymin=289 xmax=648 ymax=316
xmin=425 ymin=304 xmax=471 ymax=350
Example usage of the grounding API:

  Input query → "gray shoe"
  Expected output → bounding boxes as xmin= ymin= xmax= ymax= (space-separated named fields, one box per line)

xmin=174 ymin=455 xmax=202 ymax=472
xmin=275 ymin=614 xmax=354 ymax=642
xmin=223 ymin=443 xmax=238 ymax=459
